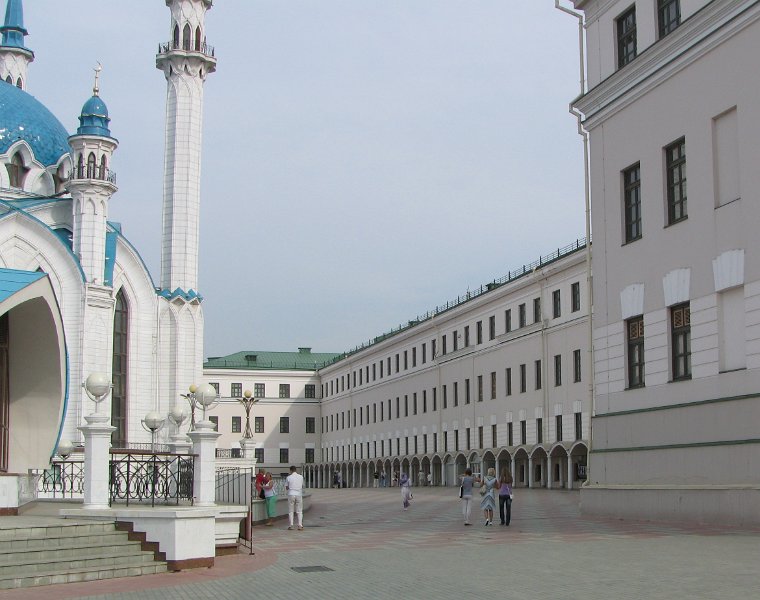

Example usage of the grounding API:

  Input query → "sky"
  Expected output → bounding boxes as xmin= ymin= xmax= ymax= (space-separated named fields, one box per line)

xmin=22 ymin=1 xmax=586 ymax=358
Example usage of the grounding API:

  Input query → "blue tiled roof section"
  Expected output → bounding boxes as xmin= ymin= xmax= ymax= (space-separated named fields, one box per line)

xmin=0 ymin=82 xmax=70 ymax=166
xmin=157 ymin=287 xmax=204 ymax=302
xmin=104 ymin=230 xmax=117 ymax=287
xmin=75 ymin=94 xmax=112 ymax=137
xmin=0 ymin=267 xmax=45 ymax=304
xmin=0 ymin=0 xmax=30 ymax=50
xmin=53 ymin=227 xmax=73 ymax=249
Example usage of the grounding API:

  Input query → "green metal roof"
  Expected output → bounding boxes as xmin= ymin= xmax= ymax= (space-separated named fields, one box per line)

xmin=204 ymin=348 xmax=342 ymax=371
xmin=0 ymin=267 xmax=45 ymax=304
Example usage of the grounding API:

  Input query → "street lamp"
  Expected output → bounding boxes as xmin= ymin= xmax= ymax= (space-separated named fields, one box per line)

xmin=57 ymin=439 xmax=74 ymax=460
xmin=167 ymin=404 xmax=189 ymax=438
xmin=141 ymin=411 xmax=166 ymax=453
xmin=180 ymin=383 xmax=219 ymax=430
xmin=238 ymin=389 xmax=259 ymax=439
xmin=82 ymin=372 xmax=111 ymax=413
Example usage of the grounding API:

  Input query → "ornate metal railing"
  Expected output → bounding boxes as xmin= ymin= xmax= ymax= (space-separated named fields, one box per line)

xmin=158 ymin=40 xmax=215 ymax=58
xmin=216 ymin=448 xmax=242 ymax=459
xmin=36 ymin=460 xmax=84 ymax=499
xmin=111 ymin=440 xmax=171 ymax=454
xmin=68 ymin=165 xmax=117 ymax=184
xmin=109 ymin=450 xmax=194 ymax=507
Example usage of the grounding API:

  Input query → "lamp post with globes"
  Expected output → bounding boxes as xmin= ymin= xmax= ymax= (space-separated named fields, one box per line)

xmin=141 ymin=411 xmax=166 ymax=453
xmin=238 ymin=390 xmax=259 ymax=462
xmin=78 ymin=372 xmax=116 ymax=509
xmin=185 ymin=383 xmax=221 ymax=507
xmin=181 ymin=383 xmax=220 ymax=431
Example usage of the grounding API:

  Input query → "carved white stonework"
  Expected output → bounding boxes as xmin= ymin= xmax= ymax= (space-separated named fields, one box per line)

xmin=713 ymin=249 xmax=745 ymax=292
xmin=620 ymin=283 xmax=645 ymax=320
xmin=663 ymin=268 xmax=691 ymax=307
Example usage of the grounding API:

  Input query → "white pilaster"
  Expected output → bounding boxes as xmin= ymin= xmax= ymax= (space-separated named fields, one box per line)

xmin=188 ymin=420 xmax=220 ymax=507
xmin=79 ymin=412 xmax=116 ymax=509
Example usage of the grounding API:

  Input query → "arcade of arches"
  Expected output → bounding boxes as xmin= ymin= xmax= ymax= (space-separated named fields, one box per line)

xmin=302 ymin=442 xmax=588 ymax=490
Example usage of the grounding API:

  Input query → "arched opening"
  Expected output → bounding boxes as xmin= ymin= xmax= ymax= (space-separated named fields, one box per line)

xmin=173 ymin=24 xmax=180 ymax=48
xmin=195 ymin=26 xmax=201 ymax=51
xmin=4 ymin=75 xmax=10 ymax=84
xmin=111 ymin=289 xmax=129 ymax=447
xmin=15 ymin=77 xmax=21 ymax=89
xmin=99 ymin=155 xmax=108 ymax=180
xmin=86 ymin=153 xmax=97 ymax=179
xmin=6 ymin=153 xmax=28 ymax=188
xmin=182 ymin=24 xmax=192 ymax=51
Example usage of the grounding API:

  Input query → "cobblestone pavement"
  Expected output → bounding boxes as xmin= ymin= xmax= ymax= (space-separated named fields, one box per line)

xmin=2 ymin=487 xmax=759 ymax=599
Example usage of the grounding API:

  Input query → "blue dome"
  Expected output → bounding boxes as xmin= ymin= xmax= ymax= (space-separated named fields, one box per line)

xmin=75 ymin=94 xmax=111 ymax=137
xmin=0 ymin=81 xmax=70 ymax=166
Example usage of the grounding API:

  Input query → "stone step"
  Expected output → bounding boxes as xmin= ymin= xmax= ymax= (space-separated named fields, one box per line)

xmin=0 ymin=544 xmax=152 ymax=576
xmin=0 ymin=521 xmax=115 ymax=542
xmin=0 ymin=529 xmax=134 ymax=553
xmin=0 ymin=561 xmax=167 ymax=590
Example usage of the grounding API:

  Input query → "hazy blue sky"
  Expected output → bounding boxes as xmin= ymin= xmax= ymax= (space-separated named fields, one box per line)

xmin=23 ymin=1 xmax=585 ymax=357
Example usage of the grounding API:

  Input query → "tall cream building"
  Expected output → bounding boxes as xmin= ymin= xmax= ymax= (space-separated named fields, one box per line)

xmin=569 ymin=0 xmax=760 ymax=524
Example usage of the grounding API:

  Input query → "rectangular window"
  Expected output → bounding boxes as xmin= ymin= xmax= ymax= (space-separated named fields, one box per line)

xmin=404 ymin=395 xmax=409 ymax=417
xmin=623 ymin=163 xmax=642 ymax=242
xmin=519 ymin=304 xmax=526 ymax=328
xmin=713 ymin=107 xmax=740 ymax=208
xmin=453 ymin=330 xmax=458 ymax=352
xmin=359 ymin=369 xmax=363 ymax=385
xmin=422 ymin=343 xmax=427 ymax=364
xmin=508 ymin=422 xmax=513 ymax=447
xmin=231 ymin=416 xmax=241 ymax=433
xmin=442 ymin=335 xmax=447 ymax=356
xmin=505 ymin=309 xmax=512 ymax=333
xmin=556 ymin=414 xmax=563 ymax=442
xmin=627 ymin=316 xmax=645 ymax=388
xmin=554 ymin=354 xmax=562 ymax=386
xmin=489 ymin=315 xmax=496 ymax=340
xmin=279 ymin=417 xmax=290 ymax=433
xmin=373 ymin=363 xmax=376 ymax=381
xmin=535 ymin=359 xmax=542 ymax=390
xmin=305 ymin=448 xmax=315 ymax=463
xmin=573 ymin=349 xmax=582 ymax=383
xmin=465 ymin=379 xmax=471 ymax=404
xmin=443 ymin=385 xmax=447 ymax=409
xmin=432 ymin=388 xmax=437 ymax=412
xmin=387 ymin=357 xmax=391 ymax=374
xmin=671 ymin=303 xmax=691 ymax=380
xmin=413 ymin=393 xmax=418 ymax=415
xmin=423 ymin=434 xmax=428 ymax=454
xmin=305 ymin=384 xmax=316 ymax=399
xmin=305 ymin=417 xmax=315 ymax=434
xmin=533 ymin=297 xmax=541 ymax=323
xmin=231 ymin=383 xmax=242 ymax=397
xmin=658 ymin=0 xmax=680 ymax=39
xmin=477 ymin=321 xmax=483 ymax=344
xmin=477 ymin=375 xmax=483 ymax=402
xmin=571 ymin=282 xmax=581 ymax=312
xmin=552 ymin=289 xmax=561 ymax=318
xmin=279 ymin=384 xmax=290 ymax=399
xmin=453 ymin=382 xmax=459 ymax=407
xmin=210 ymin=383 xmax=220 ymax=394
xmin=477 ymin=426 xmax=483 ymax=449
xmin=423 ymin=390 xmax=427 ymax=413
xmin=505 ymin=368 xmax=512 ymax=396
xmin=464 ymin=326 xmax=470 ymax=347
xmin=536 ymin=418 xmax=543 ymax=444
xmin=209 ymin=416 xmax=218 ymax=431
xmin=520 ymin=420 xmax=527 ymax=445
xmin=491 ymin=424 xmax=497 ymax=448
xmin=575 ymin=412 xmax=583 ymax=440
xmin=433 ymin=432 xmax=438 ymax=453
xmin=255 ymin=447 xmax=264 ymax=463
xmin=380 ymin=360 xmax=384 ymax=378
xmin=617 ymin=6 xmax=637 ymax=68
xmin=519 ymin=364 xmax=526 ymax=393
xmin=431 ymin=339 xmax=436 ymax=359
xmin=396 ymin=353 xmax=400 ymax=373
xmin=373 ymin=403 xmax=377 ymax=423
xmin=404 ymin=350 xmax=408 ymax=370
xmin=490 ymin=371 xmax=496 ymax=400
xmin=666 ymin=138 xmax=687 ymax=224
xmin=280 ymin=448 xmax=289 ymax=463
xmin=255 ymin=416 xmax=264 ymax=433
xmin=412 ymin=347 xmax=417 ymax=367
xmin=405 ymin=438 xmax=409 ymax=455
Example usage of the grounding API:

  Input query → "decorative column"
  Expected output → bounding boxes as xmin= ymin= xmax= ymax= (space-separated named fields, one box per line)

xmin=547 ymin=456 xmax=553 ymax=489
xmin=528 ymin=456 xmax=534 ymax=488
xmin=79 ymin=373 xmax=115 ymax=510
xmin=188 ymin=420 xmax=220 ymax=507
xmin=567 ymin=458 xmax=574 ymax=490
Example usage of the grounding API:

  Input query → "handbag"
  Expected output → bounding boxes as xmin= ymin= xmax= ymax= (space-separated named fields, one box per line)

xmin=458 ymin=485 xmax=463 ymax=499
xmin=479 ymin=483 xmax=487 ymax=496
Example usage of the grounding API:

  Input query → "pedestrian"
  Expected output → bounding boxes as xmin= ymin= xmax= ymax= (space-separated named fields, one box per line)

xmin=459 ymin=468 xmax=481 ymax=526
xmin=426 ymin=472 xmax=432 ymax=487
xmin=263 ymin=471 xmax=276 ymax=526
xmin=373 ymin=470 xmax=380 ymax=488
xmin=337 ymin=471 xmax=343 ymax=489
xmin=498 ymin=468 xmax=513 ymax=526
xmin=333 ymin=470 xmax=339 ymax=489
xmin=286 ymin=465 xmax=304 ymax=531
xmin=480 ymin=467 xmax=498 ymax=526
xmin=255 ymin=469 xmax=266 ymax=500
xmin=380 ymin=471 xmax=386 ymax=487
xmin=399 ymin=472 xmax=412 ymax=510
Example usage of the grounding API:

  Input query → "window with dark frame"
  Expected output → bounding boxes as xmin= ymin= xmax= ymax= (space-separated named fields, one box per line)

xmin=305 ymin=384 xmax=316 ymax=398
xmin=536 ymin=418 xmax=543 ymax=444
xmin=573 ymin=349 xmax=582 ymax=383
xmin=658 ymin=0 xmax=680 ymax=39
xmin=575 ymin=412 xmax=582 ymax=440
xmin=478 ymin=426 xmax=483 ymax=449
xmin=477 ymin=375 xmax=483 ymax=402
xmin=454 ymin=382 xmax=459 ymax=406
xmin=571 ymin=282 xmax=581 ymax=312
xmin=254 ymin=416 xmax=264 ymax=433
xmin=627 ymin=316 xmax=645 ymax=388
xmin=507 ymin=422 xmax=513 ymax=447
xmin=465 ymin=379 xmax=471 ymax=404
xmin=552 ymin=289 xmax=561 ymax=318
xmin=279 ymin=384 xmax=290 ymax=398
xmin=623 ymin=163 xmax=642 ymax=242
xmin=464 ymin=326 xmax=470 ymax=347
xmin=519 ymin=304 xmax=526 ymax=328
xmin=305 ymin=448 xmax=314 ymax=463
xmin=556 ymin=414 xmax=563 ymax=442
xmin=666 ymin=138 xmax=687 ymax=224
xmin=520 ymin=420 xmax=527 ymax=445
xmin=231 ymin=416 xmax=241 ymax=433
xmin=306 ymin=417 xmax=315 ymax=433
xmin=404 ymin=395 xmax=409 ymax=417
xmin=671 ymin=303 xmax=691 ymax=380
xmin=489 ymin=315 xmax=496 ymax=340
xmin=617 ymin=6 xmax=637 ymax=68
xmin=477 ymin=321 xmax=483 ymax=344
xmin=533 ymin=297 xmax=541 ymax=323
xmin=535 ymin=359 xmax=542 ymax=390
xmin=505 ymin=309 xmax=512 ymax=333
xmin=554 ymin=354 xmax=562 ymax=386
xmin=490 ymin=371 xmax=496 ymax=400
xmin=520 ymin=364 xmax=526 ymax=393
xmin=255 ymin=447 xmax=264 ymax=463
xmin=231 ymin=383 xmax=242 ymax=398
xmin=505 ymin=368 xmax=512 ymax=396
xmin=209 ymin=416 xmax=218 ymax=431
xmin=280 ymin=448 xmax=289 ymax=463
xmin=491 ymin=424 xmax=497 ymax=448
xmin=442 ymin=335 xmax=447 ymax=356
xmin=453 ymin=330 xmax=458 ymax=352
xmin=279 ymin=417 xmax=290 ymax=433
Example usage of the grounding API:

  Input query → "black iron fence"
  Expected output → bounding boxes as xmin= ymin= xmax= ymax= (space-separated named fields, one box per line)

xmin=158 ymin=40 xmax=215 ymax=57
xmin=37 ymin=460 xmax=84 ymax=499
xmin=109 ymin=450 xmax=194 ymax=507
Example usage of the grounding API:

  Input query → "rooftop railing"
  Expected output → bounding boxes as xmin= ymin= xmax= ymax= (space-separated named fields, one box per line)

xmin=68 ymin=165 xmax=117 ymax=184
xmin=158 ymin=40 xmax=215 ymax=58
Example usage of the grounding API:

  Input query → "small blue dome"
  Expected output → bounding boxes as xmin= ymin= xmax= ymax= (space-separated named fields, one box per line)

xmin=0 ymin=81 xmax=70 ymax=166
xmin=76 ymin=94 xmax=111 ymax=137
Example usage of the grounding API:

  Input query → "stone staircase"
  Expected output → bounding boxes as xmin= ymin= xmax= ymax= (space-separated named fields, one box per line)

xmin=0 ymin=518 xmax=167 ymax=590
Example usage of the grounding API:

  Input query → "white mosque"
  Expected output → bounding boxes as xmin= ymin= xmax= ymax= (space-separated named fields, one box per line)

xmin=0 ymin=0 xmax=214 ymax=507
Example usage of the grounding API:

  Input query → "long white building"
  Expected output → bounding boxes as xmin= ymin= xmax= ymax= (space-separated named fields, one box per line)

xmin=569 ymin=0 xmax=760 ymax=524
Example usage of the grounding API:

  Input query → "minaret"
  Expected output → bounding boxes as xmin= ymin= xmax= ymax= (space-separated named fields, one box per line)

xmin=156 ymin=0 xmax=216 ymax=295
xmin=0 ymin=0 xmax=33 ymax=90
xmin=67 ymin=66 xmax=119 ymax=285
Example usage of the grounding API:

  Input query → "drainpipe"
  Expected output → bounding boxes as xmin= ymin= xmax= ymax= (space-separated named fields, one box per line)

xmin=555 ymin=0 xmax=594 ymax=484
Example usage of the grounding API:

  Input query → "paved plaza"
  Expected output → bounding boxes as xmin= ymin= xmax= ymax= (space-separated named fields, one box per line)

xmin=1 ymin=487 xmax=759 ymax=599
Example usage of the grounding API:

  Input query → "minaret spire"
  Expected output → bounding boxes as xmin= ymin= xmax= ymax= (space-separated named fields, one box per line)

xmin=0 ymin=0 xmax=33 ymax=90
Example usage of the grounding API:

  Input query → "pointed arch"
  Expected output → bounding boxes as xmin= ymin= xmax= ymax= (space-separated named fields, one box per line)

xmin=15 ymin=77 xmax=22 ymax=89
xmin=173 ymin=23 xmax=180 ymax=48
xmin=4 ymin=75 xmax=10 ymax=84
xmin=99 ymin=155 xmax=108 ymax=180
xmin=112 ymin=289 xmax=129 ymax=446
xmin=182 ymin=23 xmax=192 ymax=50
xmin=6 ymin=153 xmax=29 ymax=189
xmin=86 ymin=153 xmax=97 ymax=178
xmin=195 ymin=26 xmax=201 ymax=51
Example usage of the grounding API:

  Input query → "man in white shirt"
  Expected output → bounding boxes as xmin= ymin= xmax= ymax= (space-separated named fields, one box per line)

xmin=285 ymin=465 xmax=304 ymax=530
